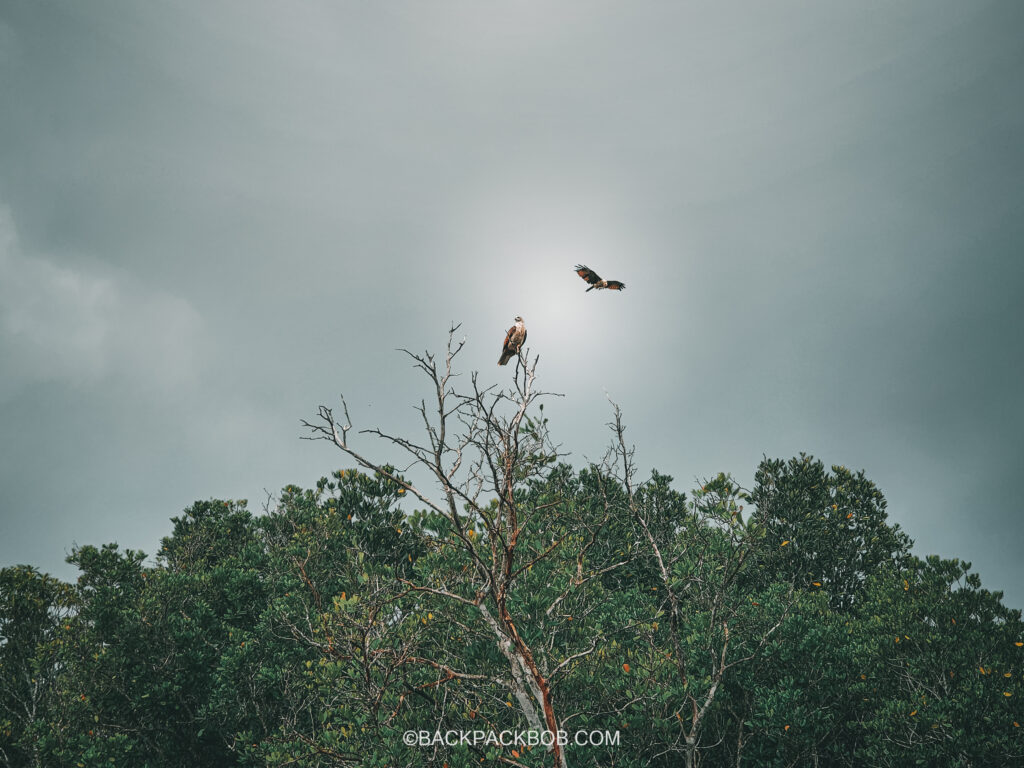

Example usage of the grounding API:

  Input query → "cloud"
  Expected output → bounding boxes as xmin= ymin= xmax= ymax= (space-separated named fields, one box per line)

xmin=0 ymin=20 xmax=16 ymax=67
xmin=0 ymin=205 xmax=204 ymax=400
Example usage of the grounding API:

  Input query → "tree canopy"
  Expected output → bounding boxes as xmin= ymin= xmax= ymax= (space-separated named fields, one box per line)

xmin=2 ymin=337 xmax=1021 ymax=767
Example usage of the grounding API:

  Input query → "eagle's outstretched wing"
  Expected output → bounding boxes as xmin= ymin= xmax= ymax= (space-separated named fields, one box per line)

xmin=575 ymin=264 xmax=603 ymax=288
xmin=574 ymin=264 xmax=625 ymax=292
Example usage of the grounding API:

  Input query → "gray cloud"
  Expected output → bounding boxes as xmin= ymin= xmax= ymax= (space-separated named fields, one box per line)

xmin=0 ymin=0 xmax=1021 ymax=607
xmin=0 ymin=207 xmax=204 ymax=400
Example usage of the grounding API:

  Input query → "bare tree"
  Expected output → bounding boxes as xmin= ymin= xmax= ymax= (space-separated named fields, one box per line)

xmin=303 ymin=325 xmax=583 ymax=767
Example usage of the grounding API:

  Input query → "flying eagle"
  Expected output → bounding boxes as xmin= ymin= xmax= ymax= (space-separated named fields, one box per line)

xmin=498 ymin=316 xmax=527 ymax=366
xmin=574 ymin=264 xmax=625 ymax=292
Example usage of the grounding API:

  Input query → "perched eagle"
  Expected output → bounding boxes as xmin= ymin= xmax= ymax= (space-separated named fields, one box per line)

xmin=498 ymin=316 xmax=527 ymax=366
xmin=574 ymin=264 xmax=625 ymax=292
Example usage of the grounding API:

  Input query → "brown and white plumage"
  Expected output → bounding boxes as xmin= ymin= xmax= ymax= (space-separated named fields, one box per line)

xmin=574 ymin=264 xmax=625 ymax=292
xmin=497 ymin=316 xmax=527 ymax=366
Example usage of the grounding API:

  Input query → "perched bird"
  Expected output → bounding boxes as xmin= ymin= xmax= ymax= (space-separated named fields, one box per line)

xmin=574 ymin=264 xmax=625 ymax=292
xmin=498 ymin=316 xmax=527 ymax=366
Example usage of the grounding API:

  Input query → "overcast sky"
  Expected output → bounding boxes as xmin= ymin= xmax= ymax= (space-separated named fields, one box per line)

xmin=2 ymin=1 xmax=1022 ymax=607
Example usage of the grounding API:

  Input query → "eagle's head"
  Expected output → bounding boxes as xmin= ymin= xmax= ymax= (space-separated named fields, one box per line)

xmin=514 ymin=316 xmax=523 ymax=323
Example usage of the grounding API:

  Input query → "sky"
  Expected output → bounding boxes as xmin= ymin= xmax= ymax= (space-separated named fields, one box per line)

xmin=1 ymin=1 xmax=1022 ymax=607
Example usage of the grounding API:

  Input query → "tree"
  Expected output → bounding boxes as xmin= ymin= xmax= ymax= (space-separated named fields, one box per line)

xmin=303 ymin=327 xmax=593 ymax=767
xmin=3 ymin=328 xmax=1022 ymax=766
xmin=593 ymin=406 xmax=797 ymax=768
xmin=746 ymin=455 xmax=912 ymax=609
xmin=0 ymin=566 xmax=72 ymax=768
xmin=35 ymin=502 xmax=267 ymax=767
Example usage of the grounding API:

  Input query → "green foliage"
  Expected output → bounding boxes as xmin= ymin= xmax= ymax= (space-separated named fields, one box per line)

xmin=3 ymin=458 xmax=1021 ymax=767
xmin=0 ymin=565 xmax=73 ymax=767
xmin=747 ymin=455 xmax=912 ymax=606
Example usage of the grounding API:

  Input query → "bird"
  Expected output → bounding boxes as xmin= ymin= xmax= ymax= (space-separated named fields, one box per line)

xmin=574 ymin=264 xmax=625 ymax=292
xmin=498 ymin=316 xmax=527 ymax=366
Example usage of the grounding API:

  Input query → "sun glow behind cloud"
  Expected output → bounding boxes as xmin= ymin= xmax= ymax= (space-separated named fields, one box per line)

xmin=452 ymin=168 xmax=642 ymax=349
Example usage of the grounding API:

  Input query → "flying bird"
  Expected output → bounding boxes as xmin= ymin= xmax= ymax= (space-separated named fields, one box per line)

xmin=498 ymin=316 xmax=527 ymax=366
xmin=574 ymin=264 xmax=625 ymax=292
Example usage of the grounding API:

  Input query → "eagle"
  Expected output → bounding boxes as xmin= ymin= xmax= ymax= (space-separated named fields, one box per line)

xmin=574 ymin=264 xmax=625 ymax=292
xmin=498 ymin=316 xmax=527 ymax=366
